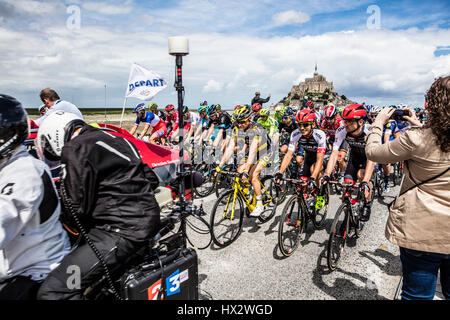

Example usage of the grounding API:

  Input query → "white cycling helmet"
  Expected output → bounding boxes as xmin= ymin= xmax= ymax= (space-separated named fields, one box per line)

xmin=370 ymin=106 xmax=382 ymax=114
xmin=36 ymin=110 xmax=85 ymax=161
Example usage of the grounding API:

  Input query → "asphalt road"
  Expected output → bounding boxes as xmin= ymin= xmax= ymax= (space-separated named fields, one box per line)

xmin=188 ymin=183 xmax=403 ymax=300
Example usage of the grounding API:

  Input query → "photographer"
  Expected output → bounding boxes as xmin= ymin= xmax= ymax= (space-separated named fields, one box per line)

xmin=365 ymin=76 xmax=450 ymax=300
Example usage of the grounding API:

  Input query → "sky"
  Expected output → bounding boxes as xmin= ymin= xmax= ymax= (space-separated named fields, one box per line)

xmin=1 ymin=0 xmax=449 ymax=109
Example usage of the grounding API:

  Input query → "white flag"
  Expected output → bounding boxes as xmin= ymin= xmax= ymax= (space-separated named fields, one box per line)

xmin=125 ymin=63 xmax=167 ymax=101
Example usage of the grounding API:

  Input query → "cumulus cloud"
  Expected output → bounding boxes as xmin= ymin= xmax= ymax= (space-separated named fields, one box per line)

xmin=82 ymin=1 xmax=133 ymax=15
xmin=272 ymin=10 xmax=311 ymax=26
xmin=203 ymin=79 xmax=223 ymax=93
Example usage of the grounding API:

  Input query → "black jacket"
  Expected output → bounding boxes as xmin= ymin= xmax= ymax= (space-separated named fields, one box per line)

xmin=60 ymin=125 xmax=160 ymax=242
xmin=251 ymin=95 xmax=270 ymax=106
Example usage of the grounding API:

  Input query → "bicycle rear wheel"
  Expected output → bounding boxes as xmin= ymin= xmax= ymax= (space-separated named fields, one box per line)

xmin=278 ymin=195 xmax=305 ymax=257
xmin=210 ymin=189 xmax=244 ymax=247
xmin=327 ymin=203 xmax=349 ymax=271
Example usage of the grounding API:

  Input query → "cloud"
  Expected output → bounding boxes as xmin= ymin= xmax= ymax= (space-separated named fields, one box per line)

xmin=203 ymin=79 xmax=223 ymax=93
xmin=272 ymin=10 xmax=310 ymax=27
xmin=82 ymin=1 xmax=133 ymax=15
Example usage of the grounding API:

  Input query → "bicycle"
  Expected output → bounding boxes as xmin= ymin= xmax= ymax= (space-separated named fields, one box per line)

xmin=373 ymin=163 xmax=385 ymax=197
xmin=326 ymin=181 xmax=367 ymax=271
xmin=209 ymin=171 xmax=278 ymax=247
xmin=392 ymin=162 xmax=404 ymax=186
xmin=278 ymin=178 xmax=330 ymax=257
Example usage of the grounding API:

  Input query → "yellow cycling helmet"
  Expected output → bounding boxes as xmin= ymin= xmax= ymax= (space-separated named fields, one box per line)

xmin=259 ymin=108 xmax=270 ymax=117
xmin=233 ymin=104 xmax=252 ymax=121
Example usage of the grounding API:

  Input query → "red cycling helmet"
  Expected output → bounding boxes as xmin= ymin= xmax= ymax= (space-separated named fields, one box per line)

xmin=252 ymin=103 xmax=262 ymax=112
xmin=342 ymin=104 xmax=367 ymax=120
xmin=234 ymin=104 xmax=241 ymax=110
xmin=165 ymin=104 xmax=175 ymax=112
xmin=305 ymin=101 xmax=315 ymax=108
xmin=296 ymin=108 xmax=316 ymax=124
xmin=324 ymin=105 xmax=338 ymax=119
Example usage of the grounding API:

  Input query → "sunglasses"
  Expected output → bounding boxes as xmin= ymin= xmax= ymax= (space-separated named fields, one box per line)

xmin=298 ymin=122 xmax=313 ymax=128
xmin=282 ymin=116 xmax=290 ymax=120
xmin=325 ymin=117 xmax=335 ymax=121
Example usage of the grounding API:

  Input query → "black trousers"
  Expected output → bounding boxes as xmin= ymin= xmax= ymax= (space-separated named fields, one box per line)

xmin=37 ymin=228 xmax=142 ymax=300
xmin=0 ymin=276 xmax=41 ymax=300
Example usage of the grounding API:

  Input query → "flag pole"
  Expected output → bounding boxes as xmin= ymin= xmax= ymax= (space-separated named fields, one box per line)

xmin=119 ymin=97 xmax=127 ymax=128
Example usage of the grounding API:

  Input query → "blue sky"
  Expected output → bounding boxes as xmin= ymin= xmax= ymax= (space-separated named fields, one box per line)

xmin=0 ymin=0 xmax=449 ymax=109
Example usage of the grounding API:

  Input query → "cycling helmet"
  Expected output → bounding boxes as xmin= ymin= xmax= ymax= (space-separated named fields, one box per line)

xmin=296 ymin=108 xmax=316 ymax=124
xmin=370 ymin=106 xmax=382 ymax=114
xmin=200 ymin=100 xmax=208 ymax=106
xmin=233 ymin=104 xmax=252 ymax=122
xmin=291 ymin=105 xmax=299 ymax=112
xmin=39 ymin=104 xmax=48 ymax=115
xmin=342 ymin=104 xmax=367 ymax=120
xmin=182 ymin=105 xmax=189 ymax=114
xmin=207 ymin=104 xmax=217 ymax=116
xmin=234 ymin=104 xmax=241 ymax=111
xmin=165 ymin=104 xmax=175 ymax=112
xmin=0 ymin=95 xmax=29 ymax=161
xmin=305 ymin=101 xmax=315 ymax=109
xmin=275 ymin=105 xmax=284 ymax=113
xmin=198 ymin=105 xmax=208 ymax=114
xmin=215 ymin=104 xmax=222 ymax=112
xmin=259 ymin=108 xmax=270 ymax=117
xmin=148 ymin=102 xmax=158 ymax=111
xmin=283 ymin=107 xmax=294 ymax=117
xmin=324 ymin=105 xmax=338 ymax=119
xmin=36 ymin=110 xmax=85 ymax=161
xmin=134 ymin=103 xmax=146 ymax=113
xmin=252 ymin=103 xmax=262 ymax=112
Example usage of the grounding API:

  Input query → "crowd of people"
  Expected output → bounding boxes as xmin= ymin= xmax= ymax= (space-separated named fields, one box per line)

xmin=0 ymin=76 xmax=448 ymax=301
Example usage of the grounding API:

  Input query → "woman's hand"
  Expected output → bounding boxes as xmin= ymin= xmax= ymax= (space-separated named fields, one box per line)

xmin=375 ymin=107 xmax=396 ymax=125
xmin=402 ymin=108 xmax=423 ymax=127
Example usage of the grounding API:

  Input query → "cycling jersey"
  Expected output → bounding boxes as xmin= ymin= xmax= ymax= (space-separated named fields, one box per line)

xmin=207 ymin=112 xmax=232 ymax=130
xmin=184 ymin=112 xmax=202 ymax=126
xmin=383 ymin=120 xmax=397 ymax=143
xmin=258 ymin=116 xmax=279 ymax=137
xmin=136 ymin=112 xmax=161 ymax=127
xmin=288 ymin=129 xmax=327 ymax=154
xmin=278 ymin=117 xmax=297 ymax=145
xmin=231 ymin=121 xmax=272 ymax=162
xmin=333 ymin=124 xmax=372 ymax=183
xmin=320 ymin=115 xmax=343 ymax=143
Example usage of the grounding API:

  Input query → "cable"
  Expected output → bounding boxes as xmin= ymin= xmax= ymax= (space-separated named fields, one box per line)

xmin=59 ymin=179 xmax=122 ymax=300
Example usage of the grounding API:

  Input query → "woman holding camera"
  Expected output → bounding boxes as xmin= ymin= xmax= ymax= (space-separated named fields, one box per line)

xmin=365 ymin=76 xmax=450 ymax=300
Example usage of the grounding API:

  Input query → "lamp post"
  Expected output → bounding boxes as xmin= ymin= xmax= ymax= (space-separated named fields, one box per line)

xmin=169 ymin=36 xmax=189 ymax=247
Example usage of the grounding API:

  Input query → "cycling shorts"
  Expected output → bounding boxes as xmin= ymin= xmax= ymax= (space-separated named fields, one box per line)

xmin=343 ymin=151 xmax=367 ymax=184
xmin=151 ymin=121 xmax=167 ymax=138
xmin=299 ymin=151 xmax=329 ymax=179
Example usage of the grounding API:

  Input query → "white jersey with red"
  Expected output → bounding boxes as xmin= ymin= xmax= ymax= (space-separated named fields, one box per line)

xmin=288 ymin=128 xmax=327 ymax=154
xmin=136 ymin=112 xmax=167 ymax=138
xmin=320 ymin=115 xmax=343 ymax=142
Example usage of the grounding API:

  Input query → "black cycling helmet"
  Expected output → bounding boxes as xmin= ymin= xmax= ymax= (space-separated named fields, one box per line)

xmin=233 ymin=104 xmax=253 ymax=122
xmin=283 ymin=106 xmax=294 ymax=117
xmin=207 ymin=104 xmax=217 ymax=116
xmin=0 ymin=94 xmax=29 ymax=161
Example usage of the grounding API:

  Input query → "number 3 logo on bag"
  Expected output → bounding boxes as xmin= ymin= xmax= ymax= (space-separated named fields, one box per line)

xmin=166 ymin=269 xmax=181 ymax=297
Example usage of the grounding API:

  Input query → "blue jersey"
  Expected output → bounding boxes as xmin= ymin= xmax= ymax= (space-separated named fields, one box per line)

xmin=136 ymin=112 xmax=160 ymax=127
xmin=382 ymin=120 xmax=397 ymax=143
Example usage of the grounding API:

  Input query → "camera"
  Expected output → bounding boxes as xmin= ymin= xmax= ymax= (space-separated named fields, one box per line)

xmin=390 ymin=109 xmax=409 ymax=121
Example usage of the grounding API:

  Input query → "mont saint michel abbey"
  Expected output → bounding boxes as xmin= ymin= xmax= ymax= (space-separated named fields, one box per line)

xmin=290 ymin=64 xmax=335 ymax=96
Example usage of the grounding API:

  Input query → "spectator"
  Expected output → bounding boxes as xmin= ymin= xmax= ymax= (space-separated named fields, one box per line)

xmin=365 ymin=76 xmax=450 ymax=300
xmin=251 ymin=91 xmax=271 ymax=106
xmin=35 ymin=88 xmax=83 ymax=126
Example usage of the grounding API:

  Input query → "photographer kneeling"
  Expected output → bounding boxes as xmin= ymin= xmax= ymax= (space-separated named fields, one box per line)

xmin=365 ymin=76 xmax=450 ymax=300
xmin=36 ymin=111 xmax=160 ymax=300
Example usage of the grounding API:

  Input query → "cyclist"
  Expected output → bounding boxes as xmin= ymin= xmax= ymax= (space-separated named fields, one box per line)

xmin=278 ymin=107 xmax=304 ymax=172
xmin=274 ymin=105 xmax=286 ymax=123
xmin=166 ymin=104 xmax=191 ymax=142
xmin=148 ymin=102 xmax=166 ymax=122
xmin=202 ymin=104 xmax=232 ymax=150
xmin=322 ymin=104 xmax=374 ymax=222
xmin=129 ymin=103 xmax=167 ymax=144
xmin=194 ymin=105 xmax=210 ymax=140
xmin=275 ymin=109 xmax=327 ymax=196
xmin=258 ymin=107 xmax=280 ymax=152
xmin=321 ymin=104 xmax=348 ymax=184
xmin=251 ymin=103 xmax=262 ymax=122
xmin=216 ymin=104 xmax=272 ymax=217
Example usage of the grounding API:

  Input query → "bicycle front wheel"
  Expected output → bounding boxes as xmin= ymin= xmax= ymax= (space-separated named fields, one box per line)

xmin=278 ymin=195 xmax=305 ymax=257
xmin=210 ymin=189 xmax=244 ymax=247
xmin=327 ymin=202 xmax=349 ymax=271
xmin=194 ymin=163 xmax=216 ymax=198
